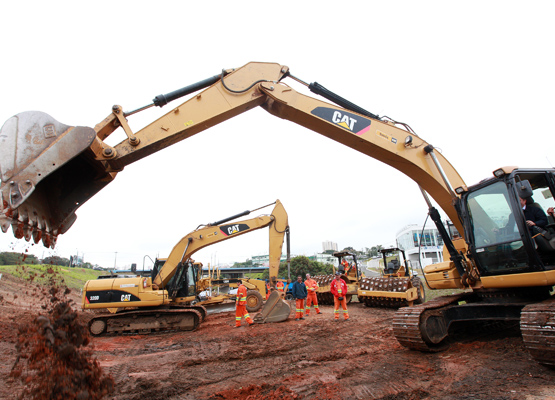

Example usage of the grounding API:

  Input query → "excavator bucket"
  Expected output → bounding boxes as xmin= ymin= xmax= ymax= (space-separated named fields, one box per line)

xmin=0 ymin=112 xmax=113 ymax=248
xmin=253 ymin=290 xmax=291 ymax=323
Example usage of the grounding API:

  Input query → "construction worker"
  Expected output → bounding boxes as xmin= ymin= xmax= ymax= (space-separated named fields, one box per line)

xmin=235 ymin=281 xmax=254 ymax=328
xmin=265 ymin=280 xmax=271 ymax=300
xmin=340 ymin=259 xmax=348 ymax=274
xmin=304 ymin=273 xmax=321 ymax=316
xmin=330 ymin=272 xmax=349 ymax=321
xmin=276 ymin=280 xmax=285 ymax=293
xmin=291 ymin=275 xmax=307 ymax=321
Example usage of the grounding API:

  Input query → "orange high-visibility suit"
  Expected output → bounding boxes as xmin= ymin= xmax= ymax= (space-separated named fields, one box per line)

xmin=330 ymin=277 xmax=349 ymax=320
xmin=304 ymin=278 xmax=321 ymax=315
xmin=341 ymin=259 xmax=349 ymax=272
xmin=276 ymin=281 xmax=284 ymax=292
xmin=235 ymin=283 xmax=254 ymax=327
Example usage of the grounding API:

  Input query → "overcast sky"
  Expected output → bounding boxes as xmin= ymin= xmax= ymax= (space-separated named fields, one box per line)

xmin=1 ymin=1 xmax=554 ymax=269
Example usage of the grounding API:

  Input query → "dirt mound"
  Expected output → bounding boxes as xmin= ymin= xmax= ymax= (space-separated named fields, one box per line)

xmin=8 ymin=269 xmax=113 ymax=400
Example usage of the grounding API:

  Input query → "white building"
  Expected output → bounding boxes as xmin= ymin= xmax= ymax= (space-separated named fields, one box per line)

xmin=322 ymin=241 xmax=338 ymax=252
xmin=251 ymin=254 xmax=289 ymax=266
xmin=309 ymin=253 xmax=337 ymax=265
xmin=395 ymin=224 xmax=444 ymax=270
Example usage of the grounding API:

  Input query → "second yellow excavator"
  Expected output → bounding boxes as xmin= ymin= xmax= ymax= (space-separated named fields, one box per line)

xmin=81 ymin=200 xmax=291 ymax=335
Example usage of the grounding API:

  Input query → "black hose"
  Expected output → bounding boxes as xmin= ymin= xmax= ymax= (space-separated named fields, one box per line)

xmin=418 ymin=214 xmax=432 ymax=289
xmin=220 ymin=69 xmax=269 ymax=94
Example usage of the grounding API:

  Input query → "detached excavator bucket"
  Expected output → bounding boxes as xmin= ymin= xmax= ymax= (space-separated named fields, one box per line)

xmin=253 ymin=290 xmax=291 ymax=323
xmin=0 ymin=111 xmax=114 ymax=248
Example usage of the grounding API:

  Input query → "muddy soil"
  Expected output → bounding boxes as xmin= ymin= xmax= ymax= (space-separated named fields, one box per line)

xmin=1 ymin=273 xmax=554 ymax=400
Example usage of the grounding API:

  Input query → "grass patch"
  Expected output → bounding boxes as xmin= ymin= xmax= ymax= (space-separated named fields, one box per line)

xmin=0 ymin=264 xmax=105 ymax=291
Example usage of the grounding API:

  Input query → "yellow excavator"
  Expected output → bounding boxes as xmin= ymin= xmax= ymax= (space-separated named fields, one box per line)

xmin=81 ymin=200 xmax=291 ymax=335
xmin=1 ymin=62 xmax=554 ymax=367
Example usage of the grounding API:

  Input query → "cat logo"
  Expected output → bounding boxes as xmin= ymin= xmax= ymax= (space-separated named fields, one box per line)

xmin=332 ymin=110 xmax=357 ymax=131
xmin=121 ymin=294 xmax=131 ymax=302
xmin=310 ymin=107 xmax=371 ymax=135
xmin=227 ymin=224 xmax=240 ymax=235
xmin=220 ymin=223 xmax=250 ymax=237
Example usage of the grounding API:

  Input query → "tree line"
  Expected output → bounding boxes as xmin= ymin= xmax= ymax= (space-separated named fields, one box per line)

xmin=0 ymin=251 xmax=93 ymax=268
xmin=260 ymin=256 xmax=335 ymax=281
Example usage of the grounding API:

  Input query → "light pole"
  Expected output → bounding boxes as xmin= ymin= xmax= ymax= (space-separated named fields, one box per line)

xmin=114 ymin=251 xmax=118 ymax=270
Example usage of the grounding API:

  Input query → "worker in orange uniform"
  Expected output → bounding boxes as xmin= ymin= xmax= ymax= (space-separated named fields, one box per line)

xmin=235 ymin=281 xmax=254 ymax=328
xmin=276 ymin=280 xmax=285 ymax=293
xmin=265 ymin=280 xmax=271 ymax=300
xmin=341 ymin=259 xmax=349 ymax=273
xmin=304 ymin=273 xmax=321 ymax=316
xmin=330 ymin=272 xmax=349 ymax=321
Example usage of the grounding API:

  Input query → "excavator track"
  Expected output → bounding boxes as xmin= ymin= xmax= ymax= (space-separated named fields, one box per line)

xmin=393 ymin=293 xmax=469 ymax=352
xmin=88 ymin=306 xmax=205 ymax=336
xmin=521 ymin=296 xmax=555 ymax=368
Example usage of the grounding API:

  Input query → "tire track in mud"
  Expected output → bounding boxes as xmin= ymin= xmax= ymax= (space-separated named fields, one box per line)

xmin=89 ymin=304 xmax=555 ymax=400
xmin=176 ymin=315 xmax=404 ymax=399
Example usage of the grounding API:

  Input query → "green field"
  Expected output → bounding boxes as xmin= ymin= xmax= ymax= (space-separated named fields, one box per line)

xmin=0 ymin=264 xmax=106 ymax=291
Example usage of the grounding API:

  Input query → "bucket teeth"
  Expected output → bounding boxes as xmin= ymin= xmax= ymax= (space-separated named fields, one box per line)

xmin=2 ymin=203 xmax=58 ymax=249
xmin=0 ymin=216 xmax=10 ymax=233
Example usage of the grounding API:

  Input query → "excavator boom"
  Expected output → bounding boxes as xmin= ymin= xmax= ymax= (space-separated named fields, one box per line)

xmin=154 ymin=199 xmax=288 ymax=288
xmin=0 ymin=62 xmax=463 ymax=248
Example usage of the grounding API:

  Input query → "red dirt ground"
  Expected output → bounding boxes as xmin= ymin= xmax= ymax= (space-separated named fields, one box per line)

xmin=1 ymin=272 xmax=554 ymax=400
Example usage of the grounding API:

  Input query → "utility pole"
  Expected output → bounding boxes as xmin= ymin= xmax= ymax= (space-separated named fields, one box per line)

xmin=114 ymin=251 xmax=118 ymax=269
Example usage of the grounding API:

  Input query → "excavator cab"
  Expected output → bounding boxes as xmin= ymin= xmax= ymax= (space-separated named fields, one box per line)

xmin=380 ymin=248 xmax=411 ymax=278
xmin=461 ymin=168 xmax=555 ymax=278
xmin=150 ymin=258 xmax=200 ymax=301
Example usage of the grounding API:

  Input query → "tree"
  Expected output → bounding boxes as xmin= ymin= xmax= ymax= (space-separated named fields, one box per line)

xmin=0 ymin=252 xmax=39 ymax=265
xmin=233 ymin=259 xmax=253 ymax=268
xmin=368 ymin=245 xmax=384 ymax=257
xmin=342 ymin=246 xmax=358 ymax=255
xmin=261 ymin=256 xmax=334 ymax=280
xmin=41 ymin=256 xmax=71 ymax=266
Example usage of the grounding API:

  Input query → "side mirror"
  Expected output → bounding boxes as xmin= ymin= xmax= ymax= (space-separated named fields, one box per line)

xmin=515 ymin=180 xmax=533 ymax=199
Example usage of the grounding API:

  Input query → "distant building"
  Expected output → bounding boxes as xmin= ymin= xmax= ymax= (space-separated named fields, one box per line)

xmin=395 ymin=224 xmax=445 ymax=270
xmin=322 ymin=241 xmax=338 ymax=252
xmin=251 ymin=254 xmax=289 ymax=266
xmin=308 ymin=253 xmax=337 ymax=265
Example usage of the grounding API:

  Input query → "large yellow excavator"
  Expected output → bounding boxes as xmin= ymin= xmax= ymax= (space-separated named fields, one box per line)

xmin=1 ymin=62 xmax=554 ymax=367
xmin=81 ymin=199 xmax=290 ymax=335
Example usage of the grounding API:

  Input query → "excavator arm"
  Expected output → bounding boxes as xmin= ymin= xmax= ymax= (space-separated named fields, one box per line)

xmin=153 ymin=199 xmax=288 ymax=288
xmin=0 ymin=61 xmax=464 ymax=248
